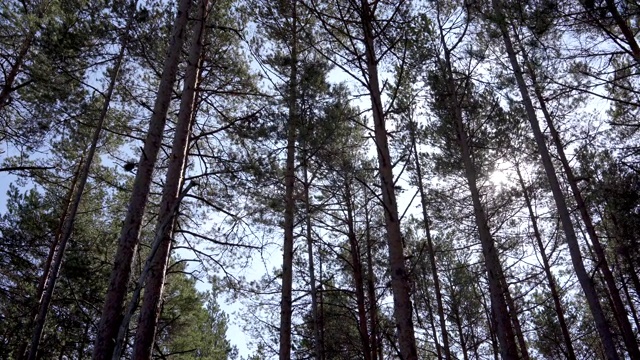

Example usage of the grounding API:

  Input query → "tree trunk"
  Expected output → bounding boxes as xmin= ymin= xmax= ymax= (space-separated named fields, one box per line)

xmin=92 ymin=0 xmax=192 ymax=358
xmin=364 ymin=190 xmax=379 ymax=360
xmin=515 ymin=165 xmax=577 ymax=360
xmin=344 ymin=181 xmax=373 ymax=360
xmin=27 ymin=15 xmax=131 ymax=358
xmin=438 ymin=51 xmax=519 ymax=359
xmin=16 ymin=157 xmax=82 ymax=360
xmin=279 ymin=1 xmax=298 ymax=358
xmin=409 ymin=118 xmax=451 ymax=360
xmin=131 ymin=1 xmax=208 ymax=357
xmin=303 ymin=156 xmax=322 ymax=360
xmin=359 ymin=1 xmax=418 ymax=358
xmin=515 ymin=27 xmax=640 ymax=358
xmin=500 ymin=277 xmax=530 ymax=360
xmin=0 ymin=0 xmax=51 ymax=110
xmin=493 ymin=6 xmax=621 ymax=358
xmin=450 ymin=288 xmax=469 ymax=360
xmin=479 ymin=287 xmax=500 ymax=360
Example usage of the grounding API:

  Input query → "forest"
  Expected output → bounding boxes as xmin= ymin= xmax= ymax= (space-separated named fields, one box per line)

xmin=1 ymin=0 xmax=639 ymax=359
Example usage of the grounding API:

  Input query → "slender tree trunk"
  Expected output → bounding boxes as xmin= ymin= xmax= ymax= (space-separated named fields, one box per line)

xmin=582 ymin=0 xmax=640 ymax=61
xmin=515 ymin=27 xmax=640 ymax=358
xmin=500 ymin=277 xmax=530 ymax=360
xmin=515 ymin=165 xmax=577 ymax=360
xmin=418 ymin=268 xmax=442 ymax=359
xmin=16 ymin=157 xmax=82 ymax=360
xmin=364 ymin=190 xmax=379 ymax=360
xmin=92 ymin=0 xmax=192 ymax=358
xmin=131 ymin=1 xmax=208 ymax=357
xmin=493 ymin=7 xmax=621 ymax=358
xmin=279 ymin=1 xmax=298 ymax=358
xmin=0 ymin=0 xmax=51 ymax=110
xmin=439 ymin=57 xmax=519 ymax=359
xmin=27 ymin=15 xmax=132 ymax=358
xmin=479 ymin=287 xmax=500 ymax=360
xmin=345 ymin=181 xmax=373 ymax=360
xmin=450 ymin=289 xmax=469 ymax=360
xmin=303 ymin=156 xmax=322 ymax=360
xmin=359 ymin=1 xmax=417 ymax=358
xmin=409 ymin=118 xmax=451 ymax=360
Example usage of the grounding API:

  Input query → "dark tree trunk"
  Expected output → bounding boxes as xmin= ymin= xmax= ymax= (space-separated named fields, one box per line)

xmin=359 ymin=1 xmax=418 ymax=357
xmin=409 ymin=118 xmax=451 ymax=360
xmin=364 ymin=190 xmax=379 ymax=360
xmin=92 ymin=1 xmax=192 ymax=358
xmin=493 ymin=6 xmax=620 ymax=358
xmin=131 ymin=1 xmax=208 ymax=357
xmin=515 ymin=165 xmax=577 ymax=360
xmin=514 ymin=27 xmax=640 ymax=357
xmin=279 ymin=1 xmax=298 ymax=358
xmin=345 ymin=181 xmax=372 ymax=360
xmin=27 ymin=14 xmax=131 ymax=358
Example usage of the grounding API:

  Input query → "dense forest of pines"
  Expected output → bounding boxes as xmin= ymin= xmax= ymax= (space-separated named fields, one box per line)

xmin=1 ymin=0 xmax=640 ymax=359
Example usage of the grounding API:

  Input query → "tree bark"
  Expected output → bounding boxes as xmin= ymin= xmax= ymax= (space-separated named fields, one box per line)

xmin=500 ymin=277 xmax=530 ymax=360
xmin=437 ymin=49 xmax=519 ymax=360
xmin=92 ymin=0 xmax=192 ymax=358
xmin=409 ymin=118 xmax=451 ymax=360
xmin=0 ymin=0 xmax=51 ymax=110
xmin=515 ymin=165 xmax=577 ymax=360
xmin=493 ymin=6 xmax=621 ymax=358
xmin=359 ymin=1 xmax=418 ymax=358
xmin=279 ymin=1 xmax=298 ymax=358
xmin=345 ymin=181 xmax=372 ymax=360
xmin=131 ymin=1 xmax=208 ymax=357
xmin=303 ymin=155 xmax=322 ymax=360
xmin=513 ymin=26 xmax=640 ymax=358
xmin=27 ymin=13 xmax=132 ymax=358
xmin=18 ymin=157 xmax=83 ymax=360
xmin=363 ymin=189 xmax=379 ymax=360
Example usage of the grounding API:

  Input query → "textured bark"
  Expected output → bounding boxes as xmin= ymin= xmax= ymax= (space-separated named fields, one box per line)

xmin=345 ymin=182 xmax=372 ymax=360
xmin=514 ymin=27 xmax=640 ymax=357
xmin=279 ymin=1 xmax=298 ymax=358
xmin=515 ymin=165 xmax=577 ymax=360
xmin=359 ymin=1 xmax=418 ymax=358
xmin=131 ymin=1 xmax=208 ymax=357
xmin=92 ymin=1 xmax=192 ymax=358
xmin=27 ymin=18 xmax=131 ymax=358
xmin=493 ymin=5 xmax=621 ymax=358
xmin=409 ymin=119 xmax=451 ymax=360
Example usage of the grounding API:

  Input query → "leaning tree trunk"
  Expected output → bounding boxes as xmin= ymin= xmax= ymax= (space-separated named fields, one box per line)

xmin=279 ymin=1 xmax=298 ymax=358
xmin=92 ymin=0 xmax=192 ymax=358
xmin=438 ymin=45 xmax=519 ymax=358
xmin=131 ymin=0 xmax=209 ymax=357
xmin=516 ymin=30 xmax=640 ymax=356
xmin=17 ymin=157 xmax=83 ymax=360
xmin=409 ymin=117 xmax=451 ymax=360
xmin=500 ymin=276 xmax=530 ymax=360
xmin=27 ymin=15 xmax=132 ymax=358
xmin=360 ymin=1 xmax=418 ymax=358
xmin=492 ymin=5 xmax=621 ymax=358
xmin=0 ymin=0 xmax=51 ymax=110
xmin=515 ymin=165 xmax=577 ymax=360
xmin=345 ymin=181 xmax=373 ymax=360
